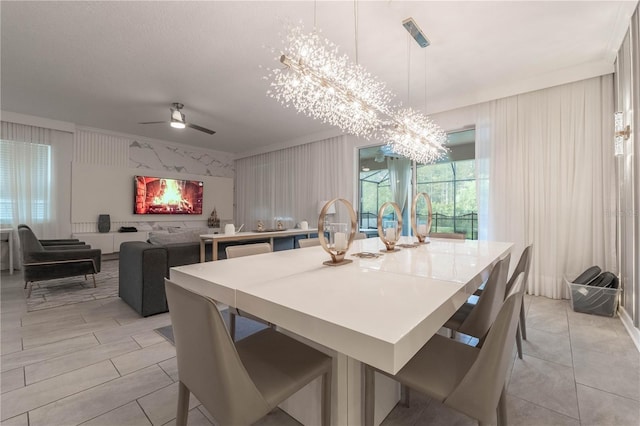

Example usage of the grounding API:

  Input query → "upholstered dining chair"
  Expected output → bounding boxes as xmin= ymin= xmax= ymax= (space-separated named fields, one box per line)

xmin=225 ymin=242 xmax=272 ymax=340
xmin=165 ymin=279 xmax=332 ymax=426
xmin=18 ymin=226 xmax=101 ymax=298
xmin=429 ymin=232 xmax=466 ymax=240
xmin=364 ymin=274 xmax=526 ymax=426
xmin=445 ymin=254 xmax=511 ymax=342
xmin=298 ymin=237 xmax=321 ymax=248
xmin=474 ymin=245 xmax=532 ymax=359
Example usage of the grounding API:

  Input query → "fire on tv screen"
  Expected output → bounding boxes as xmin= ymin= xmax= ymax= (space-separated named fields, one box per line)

xmin=134 ymin=176 xmax=203 ymax=215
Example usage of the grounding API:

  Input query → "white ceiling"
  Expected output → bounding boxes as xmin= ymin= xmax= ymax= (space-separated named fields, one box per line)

xmin=1 ymin=1 xmax=636 ymax=155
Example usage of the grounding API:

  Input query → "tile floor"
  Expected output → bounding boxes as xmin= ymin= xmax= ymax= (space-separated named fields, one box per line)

xmin=1 ymin=262 xmax=639 ymax=425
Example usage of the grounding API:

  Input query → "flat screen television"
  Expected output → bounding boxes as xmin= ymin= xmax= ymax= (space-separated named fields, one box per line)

xmin=134 ymin=175 xmax=203 ymax=215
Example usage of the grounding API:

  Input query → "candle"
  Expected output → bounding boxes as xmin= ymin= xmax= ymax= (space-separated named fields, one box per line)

xmin=334 ymin=232 xmax=347 ymax=250
xmin=385 ymin=228 xmax=396 ymax=241
xmin=418 ymin=224 xmax=427 ymax=236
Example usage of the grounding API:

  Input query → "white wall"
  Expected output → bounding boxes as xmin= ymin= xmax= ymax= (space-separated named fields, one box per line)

xmin=72 ymin=127 xmax=235 ymax=233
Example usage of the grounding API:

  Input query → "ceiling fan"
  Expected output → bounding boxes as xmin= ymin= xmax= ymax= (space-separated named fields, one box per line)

xmin=139 ymin=103 xmax=216 ymax=135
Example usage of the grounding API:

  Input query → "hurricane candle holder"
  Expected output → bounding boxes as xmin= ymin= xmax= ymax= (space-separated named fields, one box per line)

xmin=318 ymin=199 xmax=357 ymax=266
xmin=411 ymin=192 xmax=433 ymax=243
xmin=377 ymin=201 xmax=403 ymax=252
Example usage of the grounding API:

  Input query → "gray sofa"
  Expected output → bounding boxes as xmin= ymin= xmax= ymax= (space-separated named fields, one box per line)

xmin=119 ymin=240 xmax=213 ymax=317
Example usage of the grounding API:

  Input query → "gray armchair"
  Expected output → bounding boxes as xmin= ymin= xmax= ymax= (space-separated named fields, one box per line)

xmin=17 ymin=224 xmax=87 ymax=248
xmin=18 ymin=227 xmax=101 ymax=298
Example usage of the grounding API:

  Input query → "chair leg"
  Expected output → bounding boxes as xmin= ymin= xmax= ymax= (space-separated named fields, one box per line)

xmin=24 ymin=281 xmax=28 ymax=289
xmin=515 ymin=326 xmax=523 ymax=359
xmin=321 ymin=370 xmax=332 ymax=426
xmin=26 ymin=282 xmax=33 ymax=298
xmin=401 ymin=384 xmax=410 ymax=407
xmin=229 ymin=311 xmax=237 ymax=341
xmin=519 ymin=303 xmax=527 ymax=340
xmin=91 ymin=274 xmax=96 ymax=288
xmin=496 ymin=386 xmax=507 ymax=426
xmin=176 ymin=381 xmax=190 ymax=426
xmin=449 ymin=329 xmax=456 ymax=339
xmin=364 ymin=365 xmax=375 ymax=426
xmin=84 ymin=274 xmax=88 ymax=280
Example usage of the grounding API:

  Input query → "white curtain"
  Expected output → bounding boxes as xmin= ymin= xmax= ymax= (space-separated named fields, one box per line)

xmin=1 ymin=122 xmax=72 ymax=240
xmin=235 ymin=136 xmax=353 ymax=229
xmin=387 ymin=157 xmax=411 ymax=211
xmin=476 ymin=75 xmax=616 ymax=299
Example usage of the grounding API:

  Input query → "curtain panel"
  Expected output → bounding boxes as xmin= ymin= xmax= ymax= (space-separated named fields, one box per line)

xmin=1 ymin=121 xmax=73 ymax=240
xmin=235 ymin=136 xmax=353 ymax=230
xmin=476 ymin=75 xmax=616 ymax=299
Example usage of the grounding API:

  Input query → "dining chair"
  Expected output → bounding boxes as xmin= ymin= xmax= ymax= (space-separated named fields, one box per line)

xmin=298 ymin=237 xmax=321 ymax=248
xmin=474 ymin=245 xmax=532 ymax=358
xmin=225 ymin=242 xmax=272 ymax=259
xmin=429 ymin=232 xmax=465 ymax=240
xmin=165 ymin=279 xmax=332 ymax=426
xmin=354 ymin=232 xmax=367 ymax=240
xmin=445 ymin=254 xmax=511 ymax=341
xmin=364 ymin=273 xmax=525 ymax=426
xmin=225 ymin=242 xmax=272 ymax=340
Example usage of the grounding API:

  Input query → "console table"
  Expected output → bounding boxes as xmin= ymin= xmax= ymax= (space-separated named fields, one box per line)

xmin=171 ymin=237 xmax=513 ymax=425
xmin=199 ymin=228 xmax=318 ymax=262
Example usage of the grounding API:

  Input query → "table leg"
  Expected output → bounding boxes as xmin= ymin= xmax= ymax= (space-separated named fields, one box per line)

xmin=213 ymin=241 xmax=218 ymax=261
xmin=199 ymin=239 xmax=205 ymax=263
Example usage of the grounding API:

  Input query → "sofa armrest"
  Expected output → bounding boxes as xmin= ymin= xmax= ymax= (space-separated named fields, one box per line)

xmin=119 ymin=242 xmax=169 ymax=317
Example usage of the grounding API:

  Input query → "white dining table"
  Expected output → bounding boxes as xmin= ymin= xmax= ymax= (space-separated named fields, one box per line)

xmin=170 ymin=236 xmax=512 ymax=426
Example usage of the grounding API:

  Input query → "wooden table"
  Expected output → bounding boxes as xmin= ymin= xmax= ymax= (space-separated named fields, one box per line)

xmin=198 ymin=228 xmax=318 ymax=262
xmin=172 ymin=237 xmax=512 ymax=425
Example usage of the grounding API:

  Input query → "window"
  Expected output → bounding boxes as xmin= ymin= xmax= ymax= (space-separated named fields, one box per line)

xmin=0 ymin=139 xmax=52 ymax=224
xmin=358 ymin=129 xmax=477 ymax=239
xmin=416 ymin=159 xmax=478 ymax=239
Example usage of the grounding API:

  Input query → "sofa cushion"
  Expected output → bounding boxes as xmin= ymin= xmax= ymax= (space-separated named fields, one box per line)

xmin=149 ymin=230 xmax=197 ymax=245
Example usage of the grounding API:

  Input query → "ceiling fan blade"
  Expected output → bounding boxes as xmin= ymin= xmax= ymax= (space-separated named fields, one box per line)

xmin=138 ymin=121 xmax=168 ymax=125
xmin=186 ymin=122 xmax=216 ymax=135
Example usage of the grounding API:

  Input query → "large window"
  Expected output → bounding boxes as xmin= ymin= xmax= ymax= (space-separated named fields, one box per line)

xmin=0 ymin=139 xmax=52 ymax=224
xmin=416 ymin=159 xmax=478 ymax=239
xmin=358 ymin=129 xmax=477 ymax=239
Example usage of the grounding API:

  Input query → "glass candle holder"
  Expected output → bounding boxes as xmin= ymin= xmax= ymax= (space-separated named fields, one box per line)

xmin=411 ymin=192 xmax=433 ymax=243
xmin=330 ymin=223 xmax=349 ymax=251
xmin=318 ymin=199 xmax=357 ymax=266
xmin=377 ymin=201 xmax=403 ymax=251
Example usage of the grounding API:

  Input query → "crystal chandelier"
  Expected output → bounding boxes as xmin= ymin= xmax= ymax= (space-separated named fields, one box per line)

xmin=384 ymin=107 xmax=448 ymax=164
xmin=266 ymin=18 xmax=448 ymax=164
xmin=267 ymin=24 xmax=393 ymax=139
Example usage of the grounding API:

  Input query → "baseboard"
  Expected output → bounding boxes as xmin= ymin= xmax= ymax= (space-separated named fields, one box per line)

xmin=619 ymin=306 xmax=640 ymax=352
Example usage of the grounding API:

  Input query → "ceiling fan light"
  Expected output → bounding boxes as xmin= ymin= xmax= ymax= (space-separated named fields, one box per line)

xmin=170 ymin=120 xmax=186 ymax=129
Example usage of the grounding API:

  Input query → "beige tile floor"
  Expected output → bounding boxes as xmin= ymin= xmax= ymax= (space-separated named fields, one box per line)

xmin=1 ymin=263 xmax=639 ymax=426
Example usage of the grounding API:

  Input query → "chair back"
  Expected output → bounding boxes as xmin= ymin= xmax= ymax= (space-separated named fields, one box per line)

xmin=506 ymin=245 xmax=532 ymax=295
xmin=445 ymin=274 xmax=525 ymax=424
xmin=165 ymin=279 xmax=271 ymax=425
xmin=225 ymin=242 xmax=271 ymax=259
xmin=429 ymin=232 xmax=465 ymax=240
xmin=298 ymin=237 xmax=321 ymax=248
xmin=458 ymin=254 xmax=511 ymax=338
xmin=18 ymin=226 xmax=45 ymax=261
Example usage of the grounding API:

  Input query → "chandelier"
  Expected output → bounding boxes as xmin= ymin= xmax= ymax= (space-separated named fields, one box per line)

xmin=384 ymin=107 xmax=448 ymax=164
xmin=267 ymin=24 xmax=393 ymax=139
xmin=266 ymin=17 xmax=448 ymax=164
